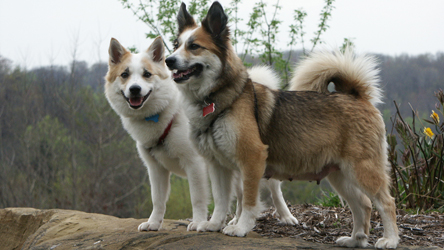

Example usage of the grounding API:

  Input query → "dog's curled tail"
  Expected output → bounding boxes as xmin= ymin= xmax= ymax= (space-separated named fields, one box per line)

xmin=289 ymin=49 xmax=382 ymax=106
xmin=248 ymin=65 xmax=280 ymax=90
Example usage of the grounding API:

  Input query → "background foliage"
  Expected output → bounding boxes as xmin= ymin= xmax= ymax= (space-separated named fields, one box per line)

xmin=0 ymin=0 xmax=443 ymax=220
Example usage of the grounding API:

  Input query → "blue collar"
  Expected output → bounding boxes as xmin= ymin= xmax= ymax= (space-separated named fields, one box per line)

xmin=145 ymin=113 xmax=160 ymax=123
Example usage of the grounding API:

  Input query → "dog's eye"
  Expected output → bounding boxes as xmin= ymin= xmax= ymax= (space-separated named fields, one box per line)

xmin=143 ymin=70 xmax=151 ymax=78
xmin=189 ymin=43 xmax=201 ymax=50
xmin=121 ymin=72 xmax=129 ymax=78
xmin=173 ymin=39 xmax=179 ymax=51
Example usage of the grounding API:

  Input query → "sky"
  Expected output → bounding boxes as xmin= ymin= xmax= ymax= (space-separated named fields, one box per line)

xmin=1 ymin=0 xmax=443 ymax=69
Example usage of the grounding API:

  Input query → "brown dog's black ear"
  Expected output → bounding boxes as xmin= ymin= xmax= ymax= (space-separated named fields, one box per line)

xmin=147 ymin=36 xmax=165 ymax=62
xmin=201 ymin=1 xmax=228 ymax=38
xmin=108 ymin=38 xmax=128 ymax=64
xmin=177 ymin=2 xmax=197 ymax=34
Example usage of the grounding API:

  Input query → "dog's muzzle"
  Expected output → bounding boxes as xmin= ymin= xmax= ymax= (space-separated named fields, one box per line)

xmin=122 ymin=86 xmax=151 ymax=109
xmin=165 ymin=57 xmax=176 ymax=69
xmin=165 ymin=57 xmax=204 ymax=83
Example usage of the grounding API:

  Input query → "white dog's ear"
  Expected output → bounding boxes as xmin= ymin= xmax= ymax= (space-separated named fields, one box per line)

xmin=177 ymin=2 xmax=196 ymax=34
xmin=147 ymin=36 xmax=165 ymax=62
xmin=108 ymin=38 xmax=128 ymax=64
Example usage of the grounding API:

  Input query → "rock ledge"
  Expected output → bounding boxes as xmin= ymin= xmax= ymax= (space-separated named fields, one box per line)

xmin=0 ymin=208 xmax=439 ymax=250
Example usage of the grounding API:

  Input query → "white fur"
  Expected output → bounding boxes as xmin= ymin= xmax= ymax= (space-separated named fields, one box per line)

xmin=123 ymin=54 xmax=153 ymax=99
xmin=196 ymin=161 xmax=237 ymax=232
xmin=265 ymin=179 xmax=298 ymax=225
xmin=223 ymin=202 xmax=264 ymax=236
xmin=290 ymin=48 xmax=383 ymax=106
xmin=105 ymin=38 xmax=209 ymax=232
xmin=228 ymin=178 xmax=298 ymax=227
xmin=247 ymin=65 xmax=280 ymax=90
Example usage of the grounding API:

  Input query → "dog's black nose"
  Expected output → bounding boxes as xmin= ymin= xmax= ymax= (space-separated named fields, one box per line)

xmin=129 ymin=85 xmax=141 ymax=95
xmin=165 ymin=57 xmax=176 ymax=69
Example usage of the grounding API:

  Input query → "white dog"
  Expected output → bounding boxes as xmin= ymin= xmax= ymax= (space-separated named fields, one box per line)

xmin=105 ymin=37 xmax=209 ymax=231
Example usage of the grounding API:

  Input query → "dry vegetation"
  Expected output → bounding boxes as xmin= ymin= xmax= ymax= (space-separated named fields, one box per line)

xmin=250 ymin=204 xmax=444 ymax=248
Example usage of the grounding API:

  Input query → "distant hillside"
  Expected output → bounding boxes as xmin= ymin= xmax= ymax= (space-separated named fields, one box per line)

xmin=0 ymin=51 xmax=442 ymax=218
xmin=377 ymin=53 xmax=444 ymax=130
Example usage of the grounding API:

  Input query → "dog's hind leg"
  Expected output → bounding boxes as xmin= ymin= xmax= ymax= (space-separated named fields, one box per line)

xmin=266 ymin=179 xmax=298 ymax=225
xmin=327 ymin=170 xmax=372 ymax=248
xmin=354 ymin=158 xmax=399 ymax=249
xmin=197 ymin=162 xmax=233 ymax=232
xmin=355 ymin=158 xmax=399 ymax=249
xmin=372 ymin=187 xmax=399 ymax=249
xmin=137 ymin=144 xmax=171 ymax=231
xmin=335 ymin=157 xmax=399 ymax=249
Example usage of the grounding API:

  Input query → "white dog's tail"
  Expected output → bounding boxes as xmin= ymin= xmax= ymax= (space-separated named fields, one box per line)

xmin=289 ymin=49 xmax=382 ymax=106
xmin=248 ymin=65 xmax=280 ymax=90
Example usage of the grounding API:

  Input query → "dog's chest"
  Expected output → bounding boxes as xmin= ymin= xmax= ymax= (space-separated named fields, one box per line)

xmin=121 ymin=118 xmax=163 ymax=148
xmin=187 ymin=105 xmax=238 ymax=169
xmin=148 ymin=146 xmax=187 ymax=177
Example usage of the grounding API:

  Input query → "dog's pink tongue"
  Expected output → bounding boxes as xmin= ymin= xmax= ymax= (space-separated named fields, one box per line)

xmin=129 ymin=97 xmax=143 ymax=106
xmin=173 ymin=69 xmax=191 ymax=79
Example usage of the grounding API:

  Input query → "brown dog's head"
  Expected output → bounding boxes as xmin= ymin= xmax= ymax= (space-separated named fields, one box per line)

xmin=165 ymin=1 xmax=231 ymax=92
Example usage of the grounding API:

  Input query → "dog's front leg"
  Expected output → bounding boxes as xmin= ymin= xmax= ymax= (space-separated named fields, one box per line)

xmin=137 ymin=144 xmax=171 ymax=232
xmin=197 ymin=161 xmax=233 ymax=232
xmin=227 ymin=172 xmax=243 ymax=226
xmin=182 ymin=155 xmax=209 ymax=231
xmin=223 ymin=139 xmax=268 ymax=237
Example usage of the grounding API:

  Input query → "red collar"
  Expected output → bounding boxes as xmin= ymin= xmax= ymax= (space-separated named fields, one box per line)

xmin=157 ymin=118 xmax=174 ymax=145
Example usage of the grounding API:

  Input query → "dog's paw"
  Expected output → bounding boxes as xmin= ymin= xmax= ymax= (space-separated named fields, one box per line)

xmin=375 ymin=237 xmax=399 ymax=249
xmin=336 ymin=233 xmax=369 ymax=248
xmin=138 ymin=220 xmax=162 ymax=232
xmin=227 ymin=217 xmax=238 ymax=226
xmin=222 ymin=225 xmax=249 ymax=237
xmin=196 ymin=221 xmax=223 ymax=232
xmin=187 ymin=220 xmax=205 ymax=231
xmin=277 ymin=214 xmax=298 ymax=226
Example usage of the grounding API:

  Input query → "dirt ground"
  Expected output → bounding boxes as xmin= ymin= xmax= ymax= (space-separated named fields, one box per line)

xmin=249 ymin=204 xmax=444 ymax=248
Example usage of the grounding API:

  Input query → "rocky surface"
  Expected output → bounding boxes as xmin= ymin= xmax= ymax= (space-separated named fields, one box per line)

xmin=0 ymin=207 xmax=441 ymax=250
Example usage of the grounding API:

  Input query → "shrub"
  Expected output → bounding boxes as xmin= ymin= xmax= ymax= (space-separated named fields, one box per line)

xmin=388 ymin=89 xmax=444 ymax=212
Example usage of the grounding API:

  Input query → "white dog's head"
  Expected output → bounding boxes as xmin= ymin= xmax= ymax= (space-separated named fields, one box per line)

xmin=105 ymin=37 xmax=175 ymax=118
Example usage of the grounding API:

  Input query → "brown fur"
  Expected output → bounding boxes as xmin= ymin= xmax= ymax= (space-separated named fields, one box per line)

xmin=232 ymin=81 xmax=268 ymax=208
xmin=192 ymin=28 xmax=224 ymax=58
xmin=229 ymin=82 xmax=388 ymax=188
xmin=141 ymin=58 xmax=170 ymax=80
xmin=105 ymin=52 xmax=131 ymax=83
xmin=106 ymin=44 xmax=170 ymax=85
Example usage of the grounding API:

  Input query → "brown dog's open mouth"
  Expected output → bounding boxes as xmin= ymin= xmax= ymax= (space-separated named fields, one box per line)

xmin=172 ymin=64 xmax=203 ymax=83
xmin=122 ymin=90 xmax=151 ymax=109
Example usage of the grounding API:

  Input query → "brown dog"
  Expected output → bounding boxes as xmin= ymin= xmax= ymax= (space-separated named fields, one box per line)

xmin=165 ymin=2 xmax=399 ymax=249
